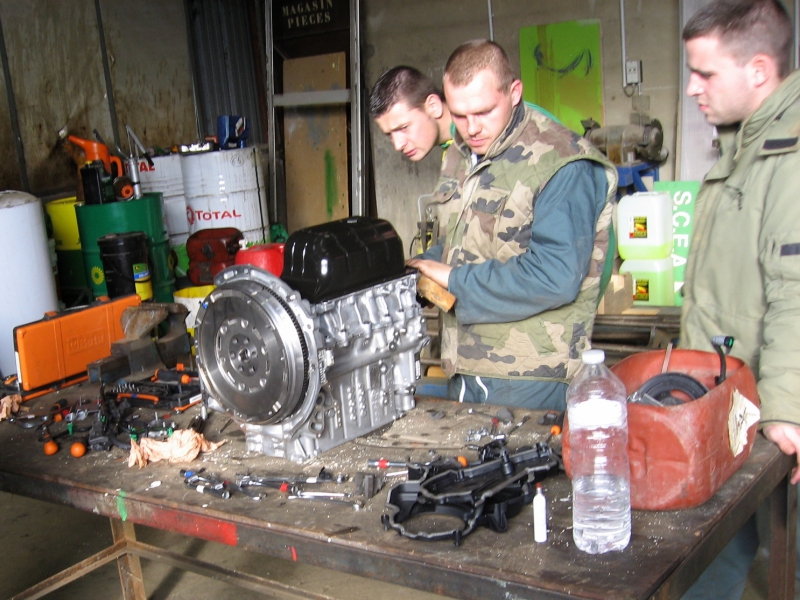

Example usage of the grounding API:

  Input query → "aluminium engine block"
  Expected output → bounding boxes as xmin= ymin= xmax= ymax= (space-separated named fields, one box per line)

xmin=195 ymin=264 xmax=428 ymax=461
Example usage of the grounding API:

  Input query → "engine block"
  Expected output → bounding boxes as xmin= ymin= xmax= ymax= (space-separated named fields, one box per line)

xmin=195 ymin=218 xmax=428 ymax=461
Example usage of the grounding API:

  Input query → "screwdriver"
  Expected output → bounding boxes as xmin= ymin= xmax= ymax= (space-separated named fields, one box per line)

xmin=545 ymin=424 xmax=562 ymax=444
xmin=368 ymin=456 xmax=469 ymax=469
xmin=192 ymin=483 xmax=231 ymax=499
xmin=51 ymin=399 xmax=69 ymax=412
xmin=154 ymin=368 xmax=198 ymax=384
xmin=181 ymin=468 xmax=231 ymax=499
xmin=368 ymin=459 xmax=408 ymax=469
xmin=117 ymin=392 xmax=160 ymax=403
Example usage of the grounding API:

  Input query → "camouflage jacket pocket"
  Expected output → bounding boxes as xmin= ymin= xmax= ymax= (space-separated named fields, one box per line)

xmin=462 ymin=188 xmax=508 ymax=257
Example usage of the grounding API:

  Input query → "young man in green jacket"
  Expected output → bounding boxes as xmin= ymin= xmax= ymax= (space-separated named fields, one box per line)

xmin=369 ymin=66 xmax=454 ymax=162
xmin=680 ymin=0 xmax=800 ymax=597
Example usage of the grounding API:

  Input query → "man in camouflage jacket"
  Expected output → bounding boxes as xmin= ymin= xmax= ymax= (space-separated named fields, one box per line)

xmin=409 ymin=40 xmax=617 ymax=409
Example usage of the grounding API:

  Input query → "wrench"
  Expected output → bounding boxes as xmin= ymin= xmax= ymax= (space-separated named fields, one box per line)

xmin=504 ymin=415 xmax=530 ymax=437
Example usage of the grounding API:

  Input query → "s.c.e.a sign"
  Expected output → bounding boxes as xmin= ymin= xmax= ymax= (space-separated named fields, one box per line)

xmin=653 ymin=180 xmax=700 ymax=306
xmin=272 ymin=0 xmax=349 ymax=39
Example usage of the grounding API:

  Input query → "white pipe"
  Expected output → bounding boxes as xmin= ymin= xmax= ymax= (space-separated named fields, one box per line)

xmin=487 ymin=0 xmax=494 ymax=41
xmin=620 ymin=0 xmax=628 ymax=88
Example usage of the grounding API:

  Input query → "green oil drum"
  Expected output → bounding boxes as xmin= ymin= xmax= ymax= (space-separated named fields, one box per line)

xmin=75 ymin=193 xmax=175 ymax=302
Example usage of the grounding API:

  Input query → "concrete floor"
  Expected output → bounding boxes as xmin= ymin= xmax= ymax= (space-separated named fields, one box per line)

xmin=0 ymin=490 xmax=788 ymax=600
xmin=0 ymin=491 xmax=448 ymax=600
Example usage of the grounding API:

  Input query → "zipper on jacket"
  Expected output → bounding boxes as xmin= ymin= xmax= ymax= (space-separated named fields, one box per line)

xmin=447 ymin=160 xmax=491 ymax=266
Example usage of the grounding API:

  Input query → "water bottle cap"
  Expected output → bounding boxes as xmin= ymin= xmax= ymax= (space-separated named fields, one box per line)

xmin=581 ymin=349 xmax=605 ymax=365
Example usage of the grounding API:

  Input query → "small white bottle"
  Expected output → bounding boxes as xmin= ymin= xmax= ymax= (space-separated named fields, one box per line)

xmin=533 ymin=483 xmax=547 ymax=543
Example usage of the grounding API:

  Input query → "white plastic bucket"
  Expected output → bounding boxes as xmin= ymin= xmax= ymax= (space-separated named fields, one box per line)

xmin=617 ymin=191 xmax=673 ymax=260
xmin=0 ymin=191 xmax=59 ymax=377
xmin=135 ymin=154 xmax=189 ymax=243
xmin=620 ymin=257 xmax=675 ymax=307
xmin=181 ymin=146 xmax=269 ymax=243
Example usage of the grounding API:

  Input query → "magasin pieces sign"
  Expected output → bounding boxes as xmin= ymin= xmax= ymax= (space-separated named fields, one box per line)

xmin=272 ymin=0 xmax=349 ymax=39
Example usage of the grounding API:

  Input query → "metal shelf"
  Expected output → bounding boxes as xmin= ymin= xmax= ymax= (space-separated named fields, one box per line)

xmin=264 ymin=0 xmax=364 ymax=226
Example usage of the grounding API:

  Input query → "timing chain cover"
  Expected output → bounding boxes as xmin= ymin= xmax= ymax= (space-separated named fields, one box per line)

xmin=382 ymin=442 xmax=559 ymax=545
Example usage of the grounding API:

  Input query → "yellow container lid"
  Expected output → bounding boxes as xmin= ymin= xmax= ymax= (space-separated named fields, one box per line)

xmin=45 ymin=197 xmax=81 ymax=251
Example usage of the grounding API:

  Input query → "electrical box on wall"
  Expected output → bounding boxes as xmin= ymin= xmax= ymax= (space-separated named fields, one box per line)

xmin=626 ymin=60 xmax=642 ymax=85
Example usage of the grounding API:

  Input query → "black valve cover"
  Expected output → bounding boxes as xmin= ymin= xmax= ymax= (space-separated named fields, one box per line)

xmin=281 ymin=216 xmax=407 ymax=303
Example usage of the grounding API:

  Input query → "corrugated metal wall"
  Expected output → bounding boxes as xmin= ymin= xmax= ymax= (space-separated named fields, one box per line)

xmin=186 ymin=0 xmax=267 ymax=144
xmin=0 ymin=0 xmax=197 ymax=196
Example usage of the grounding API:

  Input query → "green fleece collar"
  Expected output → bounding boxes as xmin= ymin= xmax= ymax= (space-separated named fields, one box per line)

xmin=744 ymin=70 xmax=800 ymax=150
xmin=706 ymin=71 xmax=800 ymax=180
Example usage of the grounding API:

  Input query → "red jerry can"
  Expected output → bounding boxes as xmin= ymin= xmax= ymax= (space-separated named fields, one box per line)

xmin=234 ymin=243 xmax=284 ymax=277
xmin=186 ymin=228 xmax=243 ymax=263
xmin=563 ymin=349 xmax=760 ymax=510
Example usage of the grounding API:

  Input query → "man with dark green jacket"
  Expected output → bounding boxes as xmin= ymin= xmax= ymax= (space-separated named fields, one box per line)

xmin=408 ymin=40 xmax=617 ymax=409
xmin=682 ymin=0 xmax=800 ymax=482
xmin=680 ymin=1 xmax=800 ymax=597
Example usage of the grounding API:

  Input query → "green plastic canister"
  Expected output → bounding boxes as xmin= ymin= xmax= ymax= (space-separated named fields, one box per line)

xmin=617 ymin=191 xmax=673 ymax=260
xmin=75 ymin=193 xmax=175 ymax=302
xmin=620 ymin=257 xmax=675 ymax=307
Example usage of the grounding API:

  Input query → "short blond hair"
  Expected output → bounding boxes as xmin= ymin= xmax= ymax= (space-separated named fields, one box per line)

xmin=444 ymin=40 xmax=515 ymax=91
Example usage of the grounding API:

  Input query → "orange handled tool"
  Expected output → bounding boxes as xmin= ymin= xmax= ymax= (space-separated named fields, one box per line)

xmin=67 ymin=135 xmax=123 ymax=177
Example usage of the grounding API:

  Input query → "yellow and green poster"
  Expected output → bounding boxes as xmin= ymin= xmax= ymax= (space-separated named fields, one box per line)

xmin=519 ymin=20 xmax=604 ymax=134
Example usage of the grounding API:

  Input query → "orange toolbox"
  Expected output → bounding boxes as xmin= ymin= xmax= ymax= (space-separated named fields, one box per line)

xmin=14 ymin=294 xmax=141 ymax=394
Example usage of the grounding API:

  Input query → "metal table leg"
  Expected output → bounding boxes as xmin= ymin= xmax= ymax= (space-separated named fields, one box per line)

xmin=110 ymin=518 xmax=146 ymax=600
xmin=768 ymin=470 xmax=797 ymax=600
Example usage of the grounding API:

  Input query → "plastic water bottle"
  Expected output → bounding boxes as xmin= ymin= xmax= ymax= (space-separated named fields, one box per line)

xmin=567 ymin=349 xmax=631 ymax=553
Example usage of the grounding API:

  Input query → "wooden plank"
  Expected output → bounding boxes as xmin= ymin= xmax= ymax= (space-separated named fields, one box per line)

xmin=283 ymin=52 xmax=349 ymax=234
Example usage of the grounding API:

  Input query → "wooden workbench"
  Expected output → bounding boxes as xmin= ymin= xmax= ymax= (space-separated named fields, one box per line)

xmin=0 ymin=387 xmax=796 ymax=600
